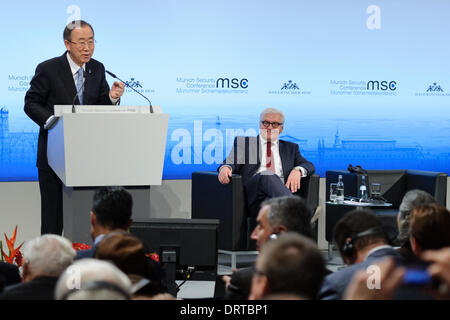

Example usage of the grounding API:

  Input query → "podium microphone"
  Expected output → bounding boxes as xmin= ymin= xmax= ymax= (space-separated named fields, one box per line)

xmin=105 ymin=70 xmax=154 ymax=114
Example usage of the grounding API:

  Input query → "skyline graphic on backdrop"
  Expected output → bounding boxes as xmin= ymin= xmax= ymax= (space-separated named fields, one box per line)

xmin=2 ymin=110 xmax=448 ymax=181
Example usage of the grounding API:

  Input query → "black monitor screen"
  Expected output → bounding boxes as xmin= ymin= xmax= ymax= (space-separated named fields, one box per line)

xmin=130 ymin=218 xmax=219 ymax=280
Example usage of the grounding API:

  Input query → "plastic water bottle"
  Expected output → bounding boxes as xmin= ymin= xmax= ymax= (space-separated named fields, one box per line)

xmin=336 ymin=175 xmax=344 ymax=203
xmin=359 ymin=175 xmax=368 ymax=202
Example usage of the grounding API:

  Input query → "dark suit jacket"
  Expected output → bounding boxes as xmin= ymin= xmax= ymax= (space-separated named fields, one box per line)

xmin=224 ymin=266 xmax=255 ymax=300
xmin=0 ymin=262 xmax=21 ymax=292
xmin=219 ymin=136 xmax=315 ymax=217
xmin=220 ymin=136 xmax=315 ymax=186
xmin=75 ymin=247 xmax=97 ymax=260
xmin=0 ymin=276 xmax=58 ymax=300
xmin=24 ymin=52 xmax=113 ymax=171
xmin=318 ymin=247 xmax=400 ymax=300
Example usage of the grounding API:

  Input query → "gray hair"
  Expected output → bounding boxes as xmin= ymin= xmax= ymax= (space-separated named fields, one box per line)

xmin=22 ymin=235 xmax=75 ymax=277
xmin=63 ymin=20 xmax=94 ymax=42
xmin=260 ymin=108 xmax=285 ymax=124
xmin=396 ymin=189 xmax=435 ymax=244
xmin=55 ymin=259 xmax=132 ymax=300
xmin=262 ymin=196 xmax=313 ymax=239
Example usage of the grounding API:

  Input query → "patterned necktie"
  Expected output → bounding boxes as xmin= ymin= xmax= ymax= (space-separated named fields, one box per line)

xmin=266 ymin=141 xmax=275 ymax=172
xmin=76 ymin=67 xmax=84 ymax=105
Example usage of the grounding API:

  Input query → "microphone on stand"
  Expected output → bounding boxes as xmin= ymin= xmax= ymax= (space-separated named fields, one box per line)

xmin=105 ymin=70 xmax=154 ymax=114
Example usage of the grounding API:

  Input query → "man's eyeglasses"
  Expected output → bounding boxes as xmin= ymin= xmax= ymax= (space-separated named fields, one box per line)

xmin=69 ymin=39 xmax=96 ymax=48
xmin=261 ymin=120 xmax=283 ymax=129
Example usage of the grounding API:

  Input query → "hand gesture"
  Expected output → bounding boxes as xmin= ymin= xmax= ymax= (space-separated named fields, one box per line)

xmin=218 ymin=166 xmax=232 ymax=184
xmin=110 ymin=81 xmax=125 ymax=99
xmin=422 ymin=248 xmax=450 ymax=299
xmin=285 ymin=169 xmax=301 ymax=193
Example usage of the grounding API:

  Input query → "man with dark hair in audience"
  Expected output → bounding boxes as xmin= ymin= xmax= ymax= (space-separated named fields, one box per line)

xmin=0 ymin=262 xmax=21 ymax=293
xmin=76 ymin=186 xmax=166 ymax=292
xmin=249 ymin=232 xmax=326 ymax=300
xmin=401 ymin=203 xmax=450 ymax=300
xmin=76 ymin=186 xmax=133 ymax=259
xmin=394 ymin=189 xmax=436 ymax=261
xmin=0 ymin=235 xmax=75 ymax=300
xmin=222 ymin=195 xmax=315 ymax=300
xmin=318 ymin=209 xmax=399 ymax=300
xmin=409 ymin=203 xmax=450 ymax=260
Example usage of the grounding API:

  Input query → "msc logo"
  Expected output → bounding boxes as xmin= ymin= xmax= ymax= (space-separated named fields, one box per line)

xmin=367 ymin=80 xmax=397 ymax=91
xmin=426 ymin=83 xmax=444 ymax=93
xmin=125 ymin=78 xmax=143 ymax=89
xmin=216 ymin=78 xmax=248 ymax=89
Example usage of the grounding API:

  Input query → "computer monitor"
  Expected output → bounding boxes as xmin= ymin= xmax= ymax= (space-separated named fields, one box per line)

xmin=130 ymin=218 xmax=219 ymax=282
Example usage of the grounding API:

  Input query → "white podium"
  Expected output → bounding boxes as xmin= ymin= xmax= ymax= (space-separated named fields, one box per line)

xmin=47 ymin=105 xmax=169 ymax=243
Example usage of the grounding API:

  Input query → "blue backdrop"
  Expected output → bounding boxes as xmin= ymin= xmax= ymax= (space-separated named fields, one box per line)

xmin=1 ymin=0 xmax=449 ymax=180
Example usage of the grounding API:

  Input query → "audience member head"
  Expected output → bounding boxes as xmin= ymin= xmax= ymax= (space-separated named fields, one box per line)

xmin=333 ymin=209 xmax=387 ymax=265
xmin=94 ymin=232 xmax=165 ymax=297
xmin=90 ymin=186 xmax=133 ymax=240
xmin=55 ymin=259 xmax=132 ymax=300
xmin=21 ymin=235 xmax=75 ymax=282
xmin=251 ymin=196 xmax=313 ymax=251
xmin=409 ymin=203 xmax=450 ymax=257
xmin=95 ymin=233 xmax=147 ymax=277
xmin=249 ymin=232 xmax=326 ymax=300
xmin=396 ymin=189 xmax=435 ymax=246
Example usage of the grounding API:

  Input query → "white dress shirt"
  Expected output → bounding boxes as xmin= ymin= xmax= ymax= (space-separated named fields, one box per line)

xmin=256 ymin=135 xmax=308 ymax=183
xmin=219 ymin=136 xmax=308 ymax=181
xmin=257 ymin=135 xmax=285 ymax=181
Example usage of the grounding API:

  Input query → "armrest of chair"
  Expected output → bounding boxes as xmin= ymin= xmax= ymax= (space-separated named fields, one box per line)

xmin=297 ymin=174 xmax=320 ymax=212
xmin=406 ymin=170 xmax=447 ymax=206
xmin=191 ymin=171 xmax=248 ymax=251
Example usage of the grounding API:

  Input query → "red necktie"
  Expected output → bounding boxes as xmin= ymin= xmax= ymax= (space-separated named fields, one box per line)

xmin=266 ymin=141 xmax=275 ymax=172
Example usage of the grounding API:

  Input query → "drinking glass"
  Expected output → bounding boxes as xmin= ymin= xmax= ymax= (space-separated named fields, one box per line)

xmin=330 ymin=183 xmax=338 ymax=202
xmin=371 ymin=183 xmax=381 ymax=198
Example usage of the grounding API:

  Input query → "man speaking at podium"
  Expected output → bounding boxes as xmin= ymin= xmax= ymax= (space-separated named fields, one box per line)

xmin=24 ymin=20 xmax=125 ymax=235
